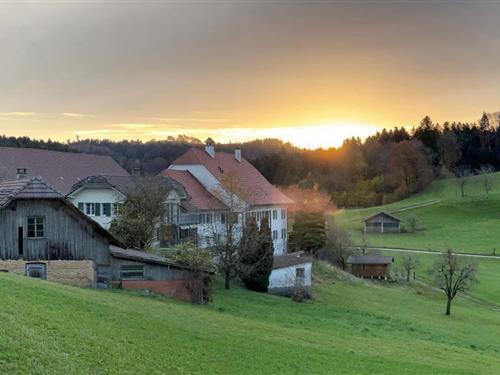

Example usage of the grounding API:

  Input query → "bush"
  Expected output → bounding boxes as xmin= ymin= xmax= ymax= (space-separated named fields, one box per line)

xmin=292 ymin=285 xmax=312 ymax=303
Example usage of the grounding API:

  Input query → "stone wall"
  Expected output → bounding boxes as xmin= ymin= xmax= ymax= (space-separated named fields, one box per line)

xmin=0 ymin=260 xmax=95 ymax=288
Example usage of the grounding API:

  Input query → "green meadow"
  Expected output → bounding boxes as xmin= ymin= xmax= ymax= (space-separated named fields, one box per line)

xmin=335 ymin=172 xmax=500 ymax=255
xmin=1 ymin=265 xmax=499 ymax=374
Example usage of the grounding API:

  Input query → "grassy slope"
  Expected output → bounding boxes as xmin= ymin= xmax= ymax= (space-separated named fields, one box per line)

xmin=377 ymin=249 xmax=500 ymax=306
xmin=336 ymin=172 xmax=500 ymax=254
xmin=1 ymin=269 xmax=500 ymax=374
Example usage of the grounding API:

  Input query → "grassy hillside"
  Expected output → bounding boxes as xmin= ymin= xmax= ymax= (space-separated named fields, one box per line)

xmin=1 ymin=268 xmax=500 ymax=374
xmin=376 ymin=249 xmax=500 ymax=306
xmin=336 ymin=171 xmax=500 ymax=254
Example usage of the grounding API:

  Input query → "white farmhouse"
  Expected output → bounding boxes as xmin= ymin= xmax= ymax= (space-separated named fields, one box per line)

xmin=162 ymin=138 xmax=293 ymax=255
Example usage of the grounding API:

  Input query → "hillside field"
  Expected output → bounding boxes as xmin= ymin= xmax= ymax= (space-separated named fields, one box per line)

xmin=1 ymin=265 xmax=500 ymax=374
xmin=335 ymin=171 xmax=500 ymax=255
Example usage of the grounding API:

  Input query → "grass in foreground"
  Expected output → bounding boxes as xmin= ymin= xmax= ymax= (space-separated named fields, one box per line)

xmin=336 ymin=172 xmax=500 ymax=254
xmin=1 ymin=265 xmax=499 ymax=374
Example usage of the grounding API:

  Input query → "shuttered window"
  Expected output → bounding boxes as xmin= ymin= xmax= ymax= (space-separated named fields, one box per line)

xmin=120 ymin=265 xmax=144 ymax=280
xmin=27 ymin=217 xmax=44 ymax=238
xmin=102 ymin=203 xmax=111 ymax=217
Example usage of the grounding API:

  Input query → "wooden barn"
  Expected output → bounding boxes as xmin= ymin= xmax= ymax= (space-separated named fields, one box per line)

xmin=0 ymin=177 xmax=211 ymax=303
xmin=363 ymin=212 xmax=400 ymax=234
xmin=346 ymin=255 xmax=394 ymax=279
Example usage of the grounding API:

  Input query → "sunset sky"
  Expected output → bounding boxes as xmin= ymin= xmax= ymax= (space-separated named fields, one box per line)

xmin=1 ymin=2 xmax=500 ymax=149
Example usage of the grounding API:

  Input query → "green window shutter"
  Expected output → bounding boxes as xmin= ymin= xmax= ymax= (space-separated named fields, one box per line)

xmin=103 ymin=203 xmax=111 ymax=217
xmin=78 ymin=202 xmax=84 ymax=211
xmin=95 ymin=203 xmax=101 ymax=217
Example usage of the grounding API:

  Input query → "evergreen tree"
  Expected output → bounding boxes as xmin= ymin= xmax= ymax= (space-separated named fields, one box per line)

xmin=238 ymin=216 xmax=274 ymax=292
xmin=289 ymin=212 xmax=326 ymax=256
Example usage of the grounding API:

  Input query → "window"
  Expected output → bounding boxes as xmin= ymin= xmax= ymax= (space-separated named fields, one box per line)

xmin=165 ymin=202 xmax=179 ymax=224
xmin=26 ymin=262 xmax=46 ymax=279
xmin=281 ymin=228 xmax=287 ymax=239
xmin=112 ymin=203 xmax=120 ymax=216
xmin=220 ymin=213 xmax=226 ymax=224
xmin=273 ymin=210 xmax=278 ymax=220
xmin=281 ymin=209 xmax=286 ymax=220
xmin=120 ymin=265 xmax=144 ymax=280
xmin=27 ymin=217 xmax=44 ymax=238
xmin=83 ymin=203 xmax=101 ymax=216
xmin=296 ymin=268 xmax=305 ymax=278
xmin=102 ymin=203 xmax=112 ymax=217
xmin=272 ymin=230 xmax=278 ymax=241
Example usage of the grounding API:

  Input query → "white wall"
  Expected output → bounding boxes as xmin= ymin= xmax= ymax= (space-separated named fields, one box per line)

xmin=68 ymin=187 xmax=124 ymax=229
xmin=268 ymin=261 xmax=312 ymax=290
xmin=247 ymin=206 xmax=288 ymax=255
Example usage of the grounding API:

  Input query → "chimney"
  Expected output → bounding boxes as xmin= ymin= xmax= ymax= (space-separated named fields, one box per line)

xmin=16 ymin=168 xmax=28 ymax=179
xmin=234 ymin=147 xmax=242 ymax=163
xmin=205 ymin=137 xmax=215 ymax=158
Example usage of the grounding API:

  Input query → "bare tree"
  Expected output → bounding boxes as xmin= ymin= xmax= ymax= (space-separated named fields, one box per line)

xmin=209 ymin=171 xmax=249 ymax=289
xmin=431 ymin=250 xmax=477 ymax=316
xmin=322 ymin=217 xmax=352 ymax=270
xmin=109 ymin=176 xmax=169 ymax=249
xmin=476 ymin=165 xmax=494 ymax=197
xmin=455 ymin=169 xmax=470 ymax=198
xmin=402 ymin=255 xmax=419 ymax=282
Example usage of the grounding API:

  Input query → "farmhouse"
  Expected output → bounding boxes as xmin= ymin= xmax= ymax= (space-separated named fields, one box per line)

xmin=269 ymin=252 xmax=312 ymax=296
xmin=363 ymin=212 xmax=400 ymax=234
xmin=0 ymin=176 xmax=210 ymax=303
xmin=346 ymin=255 xmax=394 ymax=279
xmin=163 ymin=139 xmax=293 ymax=254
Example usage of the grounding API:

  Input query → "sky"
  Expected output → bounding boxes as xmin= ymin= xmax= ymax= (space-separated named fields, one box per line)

xmin=1 ymin=2 xmax=500 ymax=149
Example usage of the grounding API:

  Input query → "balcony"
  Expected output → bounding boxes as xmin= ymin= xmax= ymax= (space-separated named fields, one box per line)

xmin=178 ymin=213 xmax=199 ymax=225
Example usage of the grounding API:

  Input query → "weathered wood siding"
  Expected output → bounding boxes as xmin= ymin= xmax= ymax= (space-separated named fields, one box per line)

xmin=364 ymin=213 xmax=400 ymax=234
xmin=0 ymin=200 xmax=111 ymax=264
xmin=111 ymin=258 xmax=191 ymax=281
xmin=351 ymin=264 xmax=390 ymax=278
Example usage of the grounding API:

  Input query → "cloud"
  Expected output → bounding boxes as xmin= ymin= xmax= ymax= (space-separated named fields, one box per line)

xmin=0 ymin=112 xmax=35 ymax=117
xmin=111 ymin=123 xmax=156 ymax=130
xmin=150 ymin=117 xmax=227 ymax=123
xmin=61 ymin=112 xmax=86 ymax=119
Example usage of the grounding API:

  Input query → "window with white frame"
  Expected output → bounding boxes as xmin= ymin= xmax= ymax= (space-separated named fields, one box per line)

xmin=85 ymin=202 xmax=96 ymax=216
xmin=272 ymin=230 xmax=278 ymax=240
xmin=27 ymin=217 xmax=44 ymax=238
xmin=281 ymin=228 xmax=287 ymax=239
xmin=273 ymin=210 xmax=278 ymax=220
xmin=164 ymin=202 xmax=179 ymax=224
xmin=281 ymin=209 xmax=286 ymax=220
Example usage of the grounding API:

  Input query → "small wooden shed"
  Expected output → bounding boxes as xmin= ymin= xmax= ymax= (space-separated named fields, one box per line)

xmin=363 ymin=212 xmax=400 ymax=234
xmin=346 ymin=255 xmax=394 ymax=279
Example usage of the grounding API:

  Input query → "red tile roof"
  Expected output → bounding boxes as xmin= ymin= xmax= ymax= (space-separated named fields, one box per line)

xmin=160 ymin=169 xmax=226 ymax=211
xmin=0 ymin=147 xmax=129 ymax=194
xmin=169 ymin=148 xmax=293 ymax=206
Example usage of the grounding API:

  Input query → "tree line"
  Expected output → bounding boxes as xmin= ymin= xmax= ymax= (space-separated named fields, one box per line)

xmin=2 ymin=112 xmax=500 ymax=207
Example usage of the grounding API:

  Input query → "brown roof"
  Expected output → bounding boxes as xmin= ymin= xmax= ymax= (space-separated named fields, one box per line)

xmin=272 ymin=252 xmax=312 ymax=270
xmin=0 ymin=147 xmax=129 ymax=194
xmin=168 ymin=148 xmax=293 ymax=206
xmin=363 ymin=212 xmax=400 ymax=223
xmin=160 ymin=169 xmax=226 ymax=211
xmin=0 ymin=176 xmax=61 ymax=207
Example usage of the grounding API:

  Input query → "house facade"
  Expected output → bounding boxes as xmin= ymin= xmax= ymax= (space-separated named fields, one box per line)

xmin=162 ymin=139 xmax=293 ymax=255
xmin=269 ymin=252 xmax=312 ymax=296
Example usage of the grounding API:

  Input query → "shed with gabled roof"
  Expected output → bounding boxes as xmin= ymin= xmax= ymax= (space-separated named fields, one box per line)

xmin=363 ymin=212 xmax=401 ymax=234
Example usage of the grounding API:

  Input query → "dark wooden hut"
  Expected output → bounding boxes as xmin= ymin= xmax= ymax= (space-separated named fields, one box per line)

xmin=363 ymin=212 xmax=400 ymax=234
xmin=346 ymin=255 xmax=394 ymax=279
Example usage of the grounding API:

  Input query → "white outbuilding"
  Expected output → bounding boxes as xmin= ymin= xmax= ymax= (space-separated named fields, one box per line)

xmin=269 ymin=252 xmax=312 ymax=296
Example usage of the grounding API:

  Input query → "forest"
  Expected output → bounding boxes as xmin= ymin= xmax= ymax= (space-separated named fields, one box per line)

xmin=1 ymin=113 xmax=499 ymax=208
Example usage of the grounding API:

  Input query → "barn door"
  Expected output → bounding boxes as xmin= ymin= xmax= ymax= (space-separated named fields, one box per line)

xmin=18 ymin=226 xmax=24 ymax=257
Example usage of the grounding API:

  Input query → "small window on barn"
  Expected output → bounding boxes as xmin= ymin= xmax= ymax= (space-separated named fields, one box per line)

xmin=26 ymin=262 xmax=46 ymax=279
xmin=120 ymin=265 xmax=144 ymax=280
xmin=296 ymin=268 xmax=305 ymax=278
xmin=27 ymin=217 xmax=44 ymax=238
